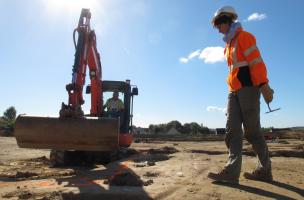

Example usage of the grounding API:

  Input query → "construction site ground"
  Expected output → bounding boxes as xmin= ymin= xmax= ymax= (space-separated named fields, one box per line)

xmin=0 ymin=136 xmax=303 ymax=200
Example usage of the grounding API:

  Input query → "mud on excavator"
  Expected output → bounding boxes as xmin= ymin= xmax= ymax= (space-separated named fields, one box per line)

xmin=14 ymin=9 xmax=138 ymax=166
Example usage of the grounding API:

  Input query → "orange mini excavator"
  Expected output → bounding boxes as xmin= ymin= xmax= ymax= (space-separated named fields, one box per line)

xmin=14 ymin=9 xmax=138 ymax=166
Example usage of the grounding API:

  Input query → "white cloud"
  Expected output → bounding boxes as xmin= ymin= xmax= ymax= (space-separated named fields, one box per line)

xmin=179 ymin=57 xmax=189 ymax=64
xmin=179 ymin=47 xmax=224 ymax=64
xmin=199 ymin=47 xmax=225 ymax=64
xmin=179 ymin=49 xmax=200 ymax=64
xmin=188 ymin=49 xmax=201 ymax=59
xmin=246 ymin=13 xmax=267 ymax=22
xmin=207 ymin=106 xmax=227 ymax=113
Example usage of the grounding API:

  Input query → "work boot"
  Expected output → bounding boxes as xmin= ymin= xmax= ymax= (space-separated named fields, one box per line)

xmin=243 ymin=169 xmax=273 ymax=182
xmin=207 ymin=169 xmax=239 ymax=184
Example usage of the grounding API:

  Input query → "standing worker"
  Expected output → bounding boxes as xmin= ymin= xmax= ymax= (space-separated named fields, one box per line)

xmin=207 ymin=6 xmax=274 ymax=184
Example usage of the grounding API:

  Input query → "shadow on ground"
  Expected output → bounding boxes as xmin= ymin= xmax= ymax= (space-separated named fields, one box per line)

xmin=213 ymin=180 xmax=303 ymax=200
xmin=55 ymin=162 xmax=153 ymax=200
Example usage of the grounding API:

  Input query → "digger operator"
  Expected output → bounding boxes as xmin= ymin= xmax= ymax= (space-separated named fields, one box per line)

xmin=104 ymin=90 xmax=124 ymax=112
xmin=207 ymin=6 xmax=274 ymax=184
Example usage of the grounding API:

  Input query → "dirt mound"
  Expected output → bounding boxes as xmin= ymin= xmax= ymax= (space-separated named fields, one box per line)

xmin=0 ymin=156 xmax=77 ymax=181
xmin=2 ymin=190 xmax=62 ymax=200
xmin=147 ymin=146 xmax=179 ymax=154
xmin=15 ymin=171 xmax=39 ymax=179
xmin=270 ymin=150 xmax=304 ymax=158
xmin=26 ymin=156 xmax=50 ymax=164
xmin=242 ymin=149 xmax=304 ymax=158
xmin=106 ymin=171 xmax=153 ymax=186
xmin=143 ymin=171 xmax=160 ymax=177
xmin=118 ymin=148 xmax=139 ymax=159
xmin=131 ymin=146 xmax=179 ymax=165
xmin=189 ymin=149 xmax=226 ymax=155
xmin=0 ymin=168 xmax=76 ymax=181
xmin=2 ymin=190 xmax=33 ymax=199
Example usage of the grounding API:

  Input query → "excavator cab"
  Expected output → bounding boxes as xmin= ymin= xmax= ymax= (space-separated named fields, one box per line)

xmin=86 ymin=80 xmax=138 ymax=147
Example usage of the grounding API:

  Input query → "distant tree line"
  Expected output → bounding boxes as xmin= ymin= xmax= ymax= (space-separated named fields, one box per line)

xmin=148 ymin=120 xmax=209 ymax=134
xmin=141 ymin=121 xmax=275 ymax=135
xmin=0 ymin=106 xmax=17 ymax=136
xmin=261 ymin=127 xmax=272 ymax=133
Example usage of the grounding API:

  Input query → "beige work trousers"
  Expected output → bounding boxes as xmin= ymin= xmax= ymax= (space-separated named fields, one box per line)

xmin=225 ymin=86 xmax=271 ymax=178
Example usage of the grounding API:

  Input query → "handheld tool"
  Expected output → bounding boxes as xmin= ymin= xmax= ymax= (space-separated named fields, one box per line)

xmin=265 ymin=103 xmax=281 ymax=114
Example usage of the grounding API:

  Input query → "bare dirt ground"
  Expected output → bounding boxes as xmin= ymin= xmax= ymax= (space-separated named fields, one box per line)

xmin=0 ymin=136 xmax=303 ymax=200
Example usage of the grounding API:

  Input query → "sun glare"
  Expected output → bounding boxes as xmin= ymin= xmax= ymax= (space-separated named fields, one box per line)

xmin=45 ymin=0 xmax=100 ymax=14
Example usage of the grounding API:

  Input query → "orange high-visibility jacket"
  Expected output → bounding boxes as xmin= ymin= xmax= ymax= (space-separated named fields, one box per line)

xmin=224 ymin=28 xmax=268 ymax=92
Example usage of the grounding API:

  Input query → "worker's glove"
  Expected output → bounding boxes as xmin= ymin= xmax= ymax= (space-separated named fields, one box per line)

xmin=260 ymin=83 xmax=274 ymax=104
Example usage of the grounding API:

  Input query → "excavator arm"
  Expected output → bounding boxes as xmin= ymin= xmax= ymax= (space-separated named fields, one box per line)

xmin=60 ymin=8 xmax=103 ymax=118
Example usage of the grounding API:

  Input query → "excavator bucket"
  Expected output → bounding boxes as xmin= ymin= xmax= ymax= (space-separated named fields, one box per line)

xmin=14 ymin=115 xmax=119 ymax=151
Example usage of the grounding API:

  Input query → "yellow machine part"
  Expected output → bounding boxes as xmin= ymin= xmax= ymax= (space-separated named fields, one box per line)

xmin=14 ymin=115 xmax=119 ymax=151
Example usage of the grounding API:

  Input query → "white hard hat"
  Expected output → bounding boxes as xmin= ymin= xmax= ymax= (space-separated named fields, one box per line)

xmin=212 ymin=6 xmax=238 ymax=25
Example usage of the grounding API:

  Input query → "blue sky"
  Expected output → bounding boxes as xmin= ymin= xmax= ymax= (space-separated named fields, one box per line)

xmin=0 ymin=0 xmax=303 ymax=128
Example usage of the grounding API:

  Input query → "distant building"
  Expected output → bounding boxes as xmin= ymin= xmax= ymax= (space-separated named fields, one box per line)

xmin=291 ymin=127 xmax=304 ymax=131
xmin=166 ymin=127 xmax=181 ymax=135
xmin=133 ymin=127 xmax=149 ymax=134
xmin=208 ymin=129 xmax=216 ymax=134
xmin=270 ymin=128 xmax=291 ymax=132
xmin=215 ymin=128 xmax=226 ymax=135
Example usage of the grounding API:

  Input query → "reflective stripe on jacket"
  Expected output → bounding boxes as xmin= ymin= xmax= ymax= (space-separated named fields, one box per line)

xmin=224 ymin=28 xmax=268 ymax=92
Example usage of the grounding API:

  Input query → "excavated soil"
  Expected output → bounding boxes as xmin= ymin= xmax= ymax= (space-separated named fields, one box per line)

xmin=0 ymin=136 xmax=303 ymax=200
xmin=0 ymin=156 xmax=77 ymax=181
